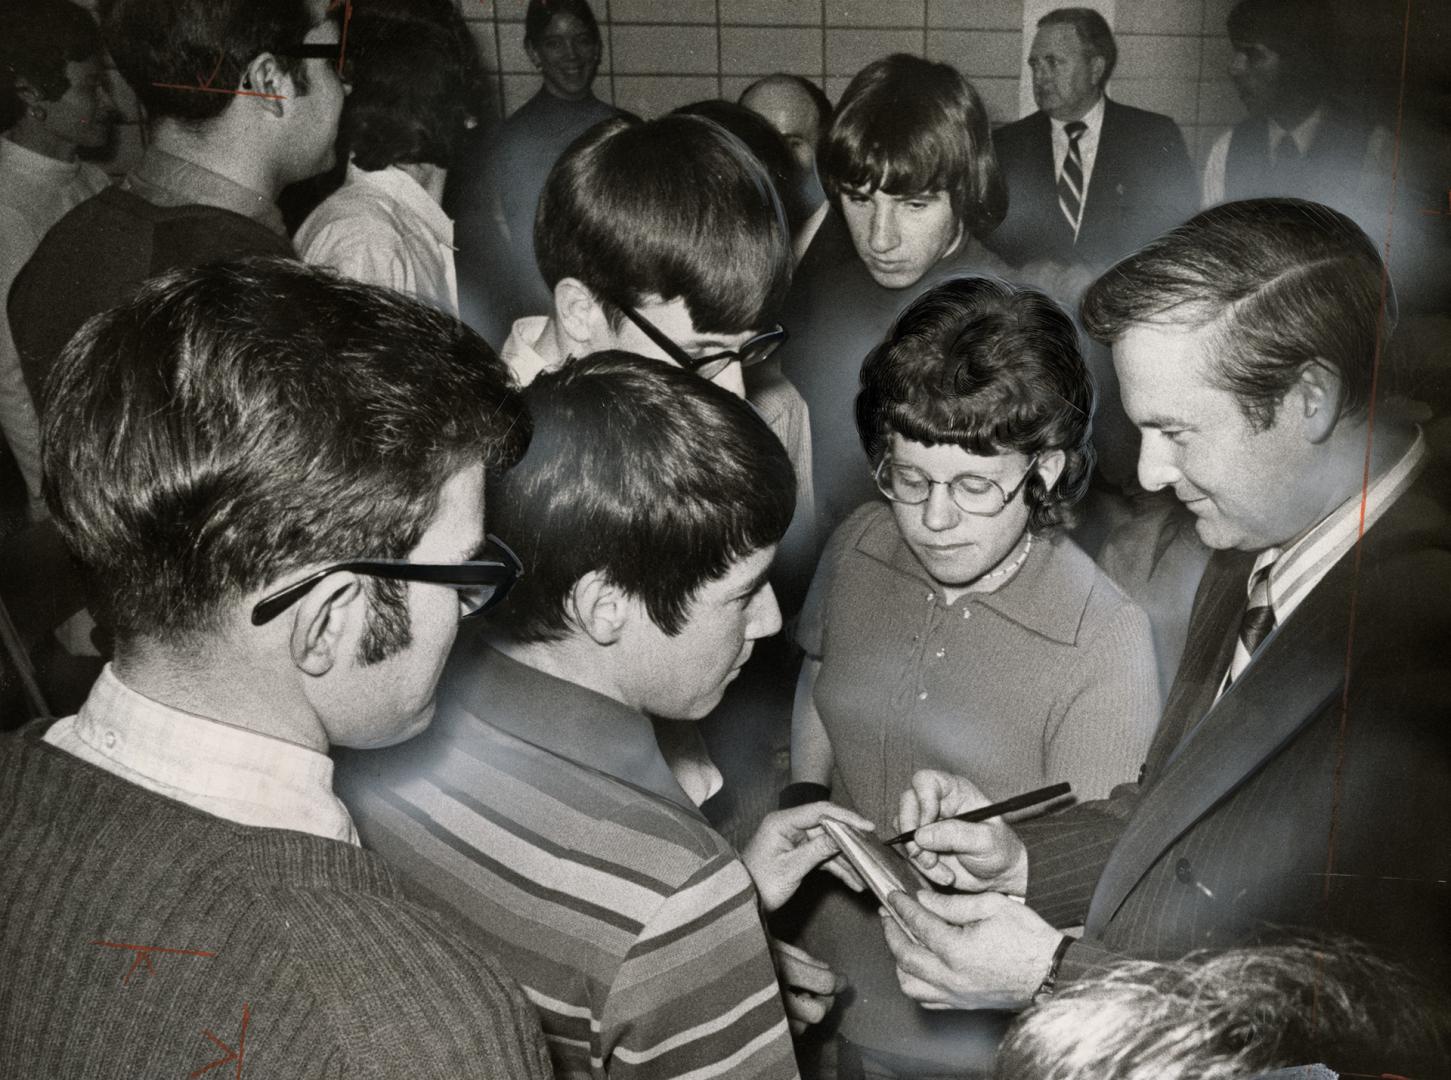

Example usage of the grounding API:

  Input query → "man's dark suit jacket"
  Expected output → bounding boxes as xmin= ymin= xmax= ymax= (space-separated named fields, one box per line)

xmin=1017 ymin=461 xmax=1451 ymax=997
xmin=985 ymin=98 xmax=1196 ymax=270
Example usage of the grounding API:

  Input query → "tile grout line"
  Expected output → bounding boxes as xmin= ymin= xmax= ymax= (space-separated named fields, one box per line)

xmin=604 ymin=0 xmax=617 ymax=107
xmin=490 ymin=1 xmax=506 ymax=120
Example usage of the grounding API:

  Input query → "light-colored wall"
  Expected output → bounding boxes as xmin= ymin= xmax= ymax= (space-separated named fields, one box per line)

xmin=86 ymin=0 xmax=1247 ymax=176
xmin=468 ymin=0 xmax=1249 ymax=168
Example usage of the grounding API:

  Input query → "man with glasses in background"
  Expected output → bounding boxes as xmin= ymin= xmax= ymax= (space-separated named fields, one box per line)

xmin=10 ymin=0 xmax=347 ymax=415
xmin=0 ymin=259 xmax=552 ymax=1078
xmin=499 ymin=113 xmax=818 ymax=612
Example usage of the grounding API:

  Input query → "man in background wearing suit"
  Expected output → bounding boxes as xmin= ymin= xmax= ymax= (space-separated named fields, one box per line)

xmin=1201 ymin=0 xmax=1393 ymax=225
xmin=877 ymin=199 xmax=1449 ymax=1077
xmin=987 ymin=7 xmax=1196 ymax=272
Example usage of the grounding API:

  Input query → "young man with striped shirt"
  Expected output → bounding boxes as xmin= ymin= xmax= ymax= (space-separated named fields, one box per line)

xmin=338 ymin=352 xmax=871 ymax=1080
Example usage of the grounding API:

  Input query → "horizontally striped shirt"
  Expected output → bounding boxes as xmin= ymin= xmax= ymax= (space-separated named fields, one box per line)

xmin=335 ymin=638 xmax=798 ymax=1080
xmin=1217 ymin=430 xmax=1427 ymax=698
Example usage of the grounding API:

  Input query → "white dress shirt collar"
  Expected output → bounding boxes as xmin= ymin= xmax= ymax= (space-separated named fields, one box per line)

xmin=43 ymin=664 xmax=359 ymax=844
xmin=1268 ymin=105 xmax=1325 ymax=161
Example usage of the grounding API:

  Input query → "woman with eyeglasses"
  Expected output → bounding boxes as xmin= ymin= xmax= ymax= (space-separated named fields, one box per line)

xmin=784 ymin=276 xmax=1159 ymax=1077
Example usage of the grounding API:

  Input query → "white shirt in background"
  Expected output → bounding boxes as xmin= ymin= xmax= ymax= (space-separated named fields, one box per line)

xmin=297 ymin=163 xmax=459 ymax=316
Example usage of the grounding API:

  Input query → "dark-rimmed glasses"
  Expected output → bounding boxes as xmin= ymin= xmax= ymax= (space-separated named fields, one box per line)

xmin=275 ymin=42 xmax=351 ymax=81
xmin=874 ymin=456 xmax=1040 ymax=517
xmin=618 ymin=306 xmax=787 ymax=382
xmin=250 ymin=534 xmax=524 ymax=626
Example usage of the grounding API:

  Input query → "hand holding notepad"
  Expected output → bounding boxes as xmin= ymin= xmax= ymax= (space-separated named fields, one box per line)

xmin=817 ymin=817 xmax=932 ymax=945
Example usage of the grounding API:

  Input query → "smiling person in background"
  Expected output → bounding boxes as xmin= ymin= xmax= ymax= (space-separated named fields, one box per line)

xmin=776 ymin=54 xmax=1013 ymax=549
xmin=297 ymin=0 xmax=483 ymax=316
xmin=450 ymin=0 xmax=630 ymax=341
xmin=785 ymin=276 xmax=1159 ymax=1078
xmin=0 ymin=0 xmax=115 ymax=514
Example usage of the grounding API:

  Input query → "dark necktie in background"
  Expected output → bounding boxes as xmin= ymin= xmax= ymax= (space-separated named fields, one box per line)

xmin=1224 ymin=556 xmax=1279 ymax=692
xmin=1057 ymin=120 xmax=1088 ymax=235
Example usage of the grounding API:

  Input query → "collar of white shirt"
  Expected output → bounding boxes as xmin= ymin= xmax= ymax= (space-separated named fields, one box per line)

xmin=1050 ymin=94 xmax=1106 ymax=172
xmin=1257 ymin=427 xmax=1427 ymax=624
xmin=43 ymin=664 xmax=359 ymax=845
xmin=1268 ymin=105 xmax=1325 ymax=161
xmin=350 ymin=163 xmax=455 ymax=248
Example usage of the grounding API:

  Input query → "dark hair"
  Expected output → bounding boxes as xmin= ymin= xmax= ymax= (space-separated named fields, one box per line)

xmin=1227 ymin=0 xmax=1331 ymax=86
xmin=738 ymin=73 xmax=834 ymax=136
xmin=0 ymin=0 xmax=102 ymax=126
xmin=819 ymin=54 xmax=1007 ymax=242
xmin=97 ymin=0 xmax=316 ymax=123
xmin=995 ymin=938 xmax=1451 ymax=1080
xmin=340 ymin=0 xmax=484 ymax=171
xmin=42 ymin=258 xmax=529 ymax=655
xmin=674 ymin=99 xmax=812 ymax=234
xmin=1081 ymin=198 xmax=1393 ymax=431
xmin=524 ymin=0 xmax=600 ymax=47
xmin=487 ymin=350 xmax=795 ymax=642
xmin=855 ymin=276 xmax=1095 ymax=533
xmin=1038 ymin=7 xmax=1118 ymax=86
xmin=535 ymin=114 xmax=793 ymax=336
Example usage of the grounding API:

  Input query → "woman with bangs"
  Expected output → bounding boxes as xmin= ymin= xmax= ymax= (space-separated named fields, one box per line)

xmin=775 ymin=54 xmax=1023 ymax=556
xmin=783 ymin=277 xmax=1158 ymax=1078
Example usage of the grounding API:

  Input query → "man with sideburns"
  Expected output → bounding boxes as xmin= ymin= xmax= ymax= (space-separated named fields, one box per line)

xmin=0 ymin=259 xmax=551 ymax=1078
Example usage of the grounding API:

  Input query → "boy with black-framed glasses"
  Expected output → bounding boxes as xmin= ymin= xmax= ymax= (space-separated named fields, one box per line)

xmin=0 ymin=258 xmax=551 ymax=1078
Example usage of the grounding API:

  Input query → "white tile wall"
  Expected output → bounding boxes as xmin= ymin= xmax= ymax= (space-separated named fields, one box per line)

xmin=464 ymin=0 xmax=1245 ymax=174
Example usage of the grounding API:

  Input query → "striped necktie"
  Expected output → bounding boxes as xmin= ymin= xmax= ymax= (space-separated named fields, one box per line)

xmin=1057 ymin=120 xmax=1087 ymax=234
xmin=1223 ymin=554 xmax=1279 ymax=692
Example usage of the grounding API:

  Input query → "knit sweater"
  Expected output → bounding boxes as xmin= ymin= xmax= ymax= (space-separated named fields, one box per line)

xmin=8 ymin=186 xmax=292 ymax=406
xmin=0 ymin=722 xmax=552 ymax=1079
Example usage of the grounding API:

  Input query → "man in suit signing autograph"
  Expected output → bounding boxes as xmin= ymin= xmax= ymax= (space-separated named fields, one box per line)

xmin=879 ymin=199 xmax=1449 ymax=1071
xmin=986 ymin=7 xmax=1196 ymax=272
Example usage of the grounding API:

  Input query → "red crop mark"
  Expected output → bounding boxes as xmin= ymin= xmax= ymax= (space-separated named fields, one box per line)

xmin=198 ymin=52 xmax=226 ymax=90
xmin=152 ymin=49 xmax=286 ymax=100
xmin=327 ymin=0 xmax=355 ymax=78
xmin=150 ymin=82 xmax=286 ymax=101
xmin=91 ymin=940 xmax=217 ymax=985
xmin=190 ymin=1003 xmax=250 ymax=1079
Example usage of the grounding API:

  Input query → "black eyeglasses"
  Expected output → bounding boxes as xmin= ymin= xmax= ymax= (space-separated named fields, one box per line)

xmin=617 ymin=306 xmax=787 ymax=382
xmin=275 ymin=42 xmax=351 ymax=80
xmin=250 ymin=534 xmax=524 ymax=626
xmin=874 ymin=456 xmax=1040 ymax=517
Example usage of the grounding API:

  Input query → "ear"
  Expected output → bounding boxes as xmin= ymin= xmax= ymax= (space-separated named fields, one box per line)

xmin=1089 ymin=55 xmax=1107 ymax=89
xmin=566 ymin=569 xmax=630 ymax=646
xmin=240 ymin=52 xmax=289 ymax=119
xmin=289 ymin=572 xmax=366 ymax=675
xmin=552 ymin=277 xmax=606 ymax=353
xmin=1035 ymin=448 xmax=1068 ymax=493
xmin=1287 ymin=359 xmax=1343 ymax=444
xmin=524 ymin=40 xmax=543 ymax=70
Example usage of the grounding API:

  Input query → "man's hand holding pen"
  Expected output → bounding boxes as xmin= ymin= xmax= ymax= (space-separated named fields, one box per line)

xmin=894 ymin=769 xmax=1031 ymax=894
xmin=880 ymin=769 xmax=1067 ymax=1011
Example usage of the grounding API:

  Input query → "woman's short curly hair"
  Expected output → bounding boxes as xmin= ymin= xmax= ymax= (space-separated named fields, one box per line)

xmin=340 ymin=0 xmax=484 ymax=172
xmin=855 ymin=276 xmax=1096 ymax=533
